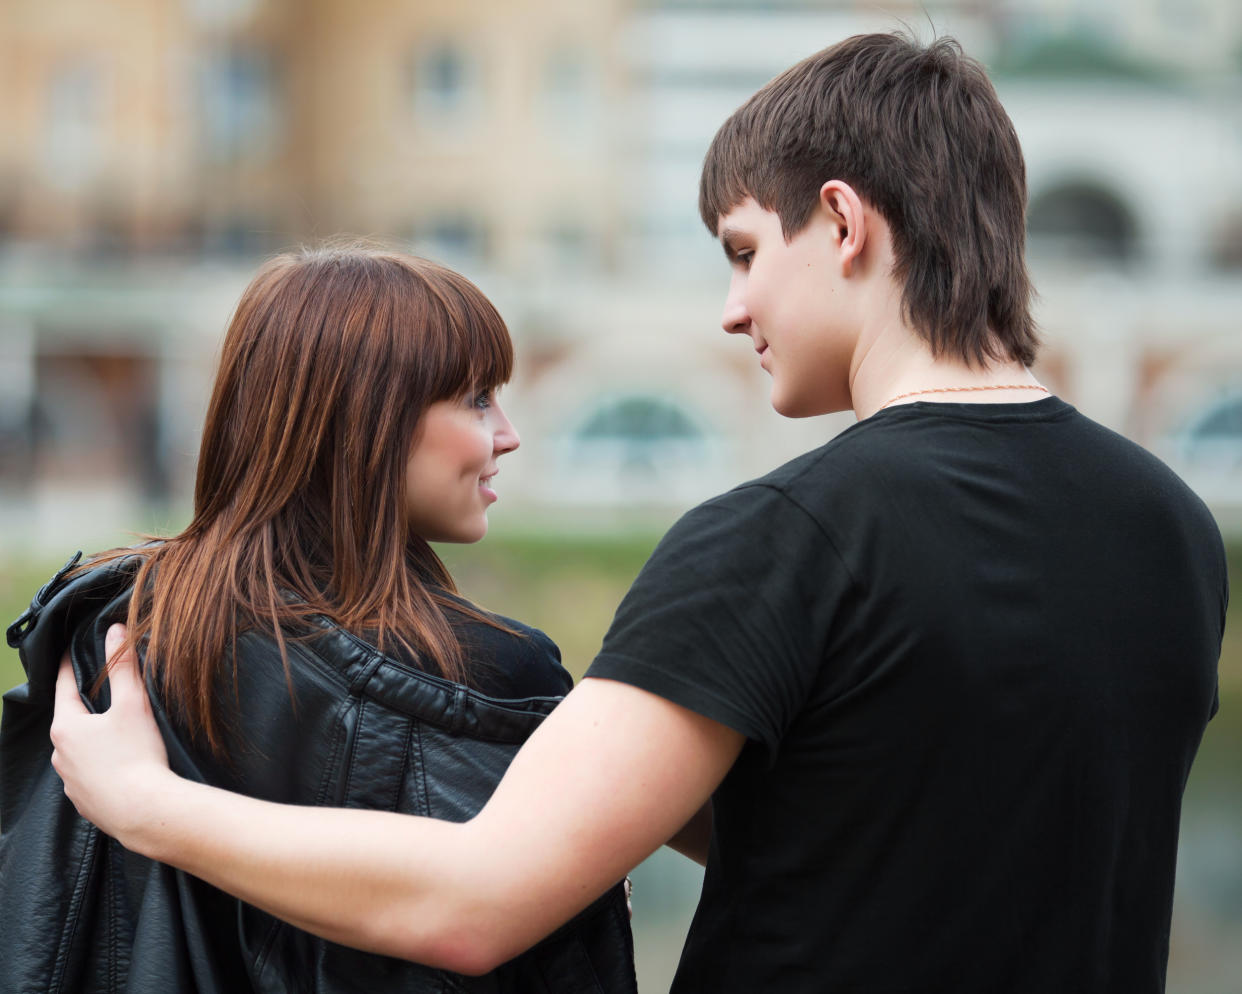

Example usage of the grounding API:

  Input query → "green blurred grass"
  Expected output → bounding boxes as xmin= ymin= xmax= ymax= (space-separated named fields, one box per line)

xmin=2 ymin=557 xmax=74 ymax=693
xmin=437 ymin=532 xmax=662 ymax=680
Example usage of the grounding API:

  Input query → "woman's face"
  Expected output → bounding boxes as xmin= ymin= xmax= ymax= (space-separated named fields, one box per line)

xmin=405 ymin=388 xmax=520 ymax=543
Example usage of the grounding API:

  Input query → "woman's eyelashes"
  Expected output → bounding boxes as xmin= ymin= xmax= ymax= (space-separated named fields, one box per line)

xmin=471 ymin=389 xmax=493 ymax=411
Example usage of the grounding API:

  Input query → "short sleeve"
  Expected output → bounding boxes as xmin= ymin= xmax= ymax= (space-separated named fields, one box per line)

xmin=586 ymin=483 xmax=852 ymax=762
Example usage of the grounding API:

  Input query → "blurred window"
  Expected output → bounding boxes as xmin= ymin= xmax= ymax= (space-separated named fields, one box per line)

xmin=991 ymin=32 xmax=1169 ymax=82
xmin=198 ymin=47 xmax=280 ymax=164
xmin=544 ymin=220 xmax=595 ymax=272
xmin=202 ymin=216 xmax=278 ymax=257
xmin=414 ymin=213 xmax=489 ymax=266
xmin=413 ymin=42 xmax=480 ymax=122
xmin=540 ymin=47 xmax=595 ymax=135
xmin=0 ymin=325 xmax=34 ymax=488
xmin=1180 ymin=392 xmax=1242 ymax=470
xmin=184 ymin=0 xmax=259 ymax=28
xmin=1159 ymin=0 xmax=1205 ymax=32
xmin=44 ymin=61 xmax=106 ymax=192
xmin=1211 ymin=213 xmax=1242 ymax=271
xmin=645 ymin=0 xmax=808 ymax=8
xmin=1027 ymin=181 xmax=1138 ymax=265
xmin=572 ymin=396 xmax=705 ymax=475
xmin=625 ymin=213 xmax=718 ymax=276
xmin=555 ymin=393 xmax=723 ymax=505
xmin=32 ymin=349 xmax=168 ymax=499
xmin=579 ymin=396 xmax=699 ymax=442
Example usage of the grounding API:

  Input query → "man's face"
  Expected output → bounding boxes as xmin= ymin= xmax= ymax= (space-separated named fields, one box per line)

xmin=717 ymin=197 xmax=854 ymax=417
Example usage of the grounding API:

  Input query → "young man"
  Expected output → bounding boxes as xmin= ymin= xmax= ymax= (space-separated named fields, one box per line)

xmin=48 ymin=32 xmax=1226 ymax=992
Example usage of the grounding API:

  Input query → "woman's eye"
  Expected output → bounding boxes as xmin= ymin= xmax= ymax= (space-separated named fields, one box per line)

xmin=735 ymin=251 xmax=754 ymax=269
xmin=472 ymin=390 xmax=492 ymax=410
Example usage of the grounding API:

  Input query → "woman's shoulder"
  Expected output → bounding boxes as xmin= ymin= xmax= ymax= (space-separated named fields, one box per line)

xmin=437 ymin=591 xmax=572 ymax=700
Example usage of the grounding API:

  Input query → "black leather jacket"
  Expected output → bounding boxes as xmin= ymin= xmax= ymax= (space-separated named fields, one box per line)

xmin=1 ymin=554 xmax=637 ymax=994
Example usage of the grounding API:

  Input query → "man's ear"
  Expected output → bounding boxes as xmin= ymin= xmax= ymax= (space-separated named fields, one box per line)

xmin=819 ymin=180 xmax=866 ymax=276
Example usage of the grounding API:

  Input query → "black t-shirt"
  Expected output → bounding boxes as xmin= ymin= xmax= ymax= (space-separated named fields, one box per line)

xmin=588 ymin=397 xmax=1227 ymax=994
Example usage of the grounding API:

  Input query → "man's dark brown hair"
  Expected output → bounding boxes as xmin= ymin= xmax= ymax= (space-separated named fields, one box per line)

xmin=700 ymin=32 xmax=1039 ymax=367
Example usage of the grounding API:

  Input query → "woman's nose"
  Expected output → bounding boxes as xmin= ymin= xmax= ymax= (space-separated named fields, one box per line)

xmin=493 ymin=404 xmax=520 ymax=454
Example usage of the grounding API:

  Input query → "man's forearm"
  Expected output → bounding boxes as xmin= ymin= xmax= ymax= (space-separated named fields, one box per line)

xmin=55 ymin=655 xmax=744 ymax=973
xmin=129 ymin=773 xmax=500 ymax=971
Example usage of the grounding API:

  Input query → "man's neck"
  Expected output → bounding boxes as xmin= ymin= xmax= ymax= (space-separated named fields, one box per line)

xmin=848 ymin=321 xmax=1043 ymax=420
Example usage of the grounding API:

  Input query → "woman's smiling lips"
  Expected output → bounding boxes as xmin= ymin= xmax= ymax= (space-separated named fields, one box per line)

xmin=479 ymin=471 xmax=499 ymax=502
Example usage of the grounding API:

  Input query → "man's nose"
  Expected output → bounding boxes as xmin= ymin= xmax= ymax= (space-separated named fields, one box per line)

xmin=721 ymin=276 xmax=750 ymax=335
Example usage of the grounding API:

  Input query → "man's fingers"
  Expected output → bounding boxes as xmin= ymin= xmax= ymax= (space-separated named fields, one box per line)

xmin=103 ymin=623 xmax=147 ymax=711
xmin=54 ymin=653 xmax=88 ymax=718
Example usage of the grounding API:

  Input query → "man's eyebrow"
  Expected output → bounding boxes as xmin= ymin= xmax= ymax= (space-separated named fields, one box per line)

xmin=719 ymin=227 xmax=744 ymax=261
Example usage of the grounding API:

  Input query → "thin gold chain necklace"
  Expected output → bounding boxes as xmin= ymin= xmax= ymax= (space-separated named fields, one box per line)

xmin=880 ymin=384 xmax=1049 ymax=410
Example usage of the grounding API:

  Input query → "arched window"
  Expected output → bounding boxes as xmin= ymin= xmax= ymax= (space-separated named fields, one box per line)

xmin=557 ymin=395 xmax=721 ymax=504
xmin=575 ymin=396 xmax=702 ymax=473
xmin=1179 ymin=392 xmax=1242 ymax=470
xmin=1027 ymin=181 xmax=1139 ymax=265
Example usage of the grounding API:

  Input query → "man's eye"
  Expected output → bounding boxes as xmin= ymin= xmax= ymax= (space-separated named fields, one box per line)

xmin=735 ymin=251 xmax=754 ymax=269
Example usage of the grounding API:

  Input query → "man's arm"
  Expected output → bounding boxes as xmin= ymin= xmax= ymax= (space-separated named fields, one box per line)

xmin=665 ymin=800 xmax=713 ymax=866
xmin=51 ymin=627 xmax=742 ymax=974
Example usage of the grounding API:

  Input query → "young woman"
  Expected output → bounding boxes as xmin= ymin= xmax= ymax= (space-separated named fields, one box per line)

xmin=0 ymin=247 xmax=636 ymax=994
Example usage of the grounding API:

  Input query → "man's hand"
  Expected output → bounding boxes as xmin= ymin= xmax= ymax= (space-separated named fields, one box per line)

xmin=50 ymin=624 xmax=175 ymax=849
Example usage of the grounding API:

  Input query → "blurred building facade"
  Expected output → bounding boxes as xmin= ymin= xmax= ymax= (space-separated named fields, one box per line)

xmin=2 ymin=0 xmax=1242 ymax=552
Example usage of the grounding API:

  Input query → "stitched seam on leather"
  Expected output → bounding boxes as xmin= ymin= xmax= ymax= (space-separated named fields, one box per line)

xmin=314 ymin=698 xmax=352 ymax=807
xmin=249 ymin=904 xmax=285 ymax=981
xmin=106 ymin=841 xmax=118 ymax=993
xmin=300 ymin=618 xmax=388 ymax=694
xmin=447 ymin=684 xmax=467 ymax=736
xmin=341 ymin=698 xmax=369 ymax=805
xmin=414 ymin=720 xmax=432 ymax=818
xmin=347 ymin=643 xmax=386 ymax=697
xmin=51 ymin=826 xmax=101 ymax=992
xmin=390 ymin=715 xmax=412 ymax=812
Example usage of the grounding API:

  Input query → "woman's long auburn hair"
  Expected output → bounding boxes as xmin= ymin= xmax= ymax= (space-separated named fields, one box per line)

xmin=90 ymin=246 xmax=514 ymax=754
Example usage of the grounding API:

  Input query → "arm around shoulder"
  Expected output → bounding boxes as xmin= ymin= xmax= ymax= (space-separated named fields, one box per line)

xmin=52 ymin=637 xmax=743 ymax=972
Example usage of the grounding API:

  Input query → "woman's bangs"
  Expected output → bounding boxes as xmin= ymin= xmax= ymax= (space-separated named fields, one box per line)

xmin=387 ymin=256 xmax=514 ymax=400
xmin=432 ymin=266 xmax=513 ymax=396
xmin=462 ymin=302 xmax=513 ymax=392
